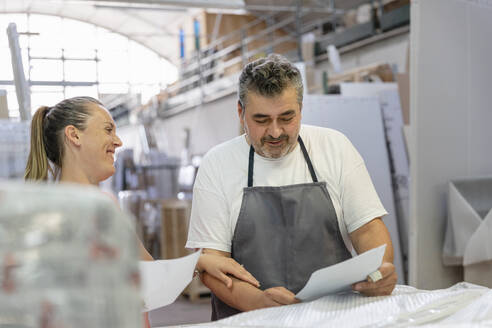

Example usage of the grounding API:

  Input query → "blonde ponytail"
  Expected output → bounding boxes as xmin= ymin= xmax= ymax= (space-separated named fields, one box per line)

xmin=25 ymin=106 xmax=52 ymax=181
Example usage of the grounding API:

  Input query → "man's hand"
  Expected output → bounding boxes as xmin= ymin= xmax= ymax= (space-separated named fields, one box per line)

xmin=197 ymin=253 xmax=260 ymax=288
xmin=258 ymin=287 xmax=300 ymax=308
xmin=352 ymin=262 xmax=397 ymax=296
xmin=349 ymin=218 xmax=397 ymax=296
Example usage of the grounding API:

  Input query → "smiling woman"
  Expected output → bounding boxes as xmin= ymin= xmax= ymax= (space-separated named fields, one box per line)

xmin=24 ymin=96 xmax=151 ymax=264
xmin=23 ymin=96 xmax=156 ymax=323
xmin=24 ymin=96 xmax=120 ymax=184
xmin=23 ymin=97 xmax=260 ymax=326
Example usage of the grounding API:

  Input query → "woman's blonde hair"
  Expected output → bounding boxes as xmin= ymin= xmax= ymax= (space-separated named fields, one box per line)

xmin=24 ymin=96 xmax=103 ymax=181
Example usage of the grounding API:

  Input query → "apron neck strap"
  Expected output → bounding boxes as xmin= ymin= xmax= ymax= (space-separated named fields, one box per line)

xmin=248 ymin=145 xmax=255 ymax=187
xmin=247 ymin=135 xmax=318 ymax=187
xmin=298 ymin=136 xmax=318 ymax=183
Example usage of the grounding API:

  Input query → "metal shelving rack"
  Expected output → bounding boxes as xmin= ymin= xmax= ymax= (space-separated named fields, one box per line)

xmin=150 ymin=0 xmax=410 ymax=120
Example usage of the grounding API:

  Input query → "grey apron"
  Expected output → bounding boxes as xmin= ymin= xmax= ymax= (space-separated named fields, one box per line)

xmin=211 ymin=136 xmax=352 ymax=320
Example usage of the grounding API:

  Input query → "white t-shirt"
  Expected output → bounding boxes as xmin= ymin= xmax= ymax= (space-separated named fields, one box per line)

xmin=185 ymin=124 xmax=387 ymax=254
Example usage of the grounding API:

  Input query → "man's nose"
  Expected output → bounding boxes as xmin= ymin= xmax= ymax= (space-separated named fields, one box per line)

xmin=267 ymin=120 xmax=283 ymax=138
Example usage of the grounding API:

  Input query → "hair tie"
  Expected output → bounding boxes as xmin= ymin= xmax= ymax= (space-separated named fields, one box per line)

xmin=43 ymin=106 xmax=53 ymax=119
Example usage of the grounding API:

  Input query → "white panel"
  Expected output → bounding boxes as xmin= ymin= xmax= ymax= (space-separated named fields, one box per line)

xmin=468 ymin=5 xmax=492 ymax=175
xmin=341 ymin=83 xmax=410 ymax=279
xmin=340 ymin=82 xmax=397 ymax=97
xmin=410 ymin=0 xmax=492 ymax=289
xmin=302 ymin=95 xmax=404 ymax=284
xmin=410 ymin=0 xmax=468 ymax=290
xmin=154 ymin=93 xmax=239 ymax=157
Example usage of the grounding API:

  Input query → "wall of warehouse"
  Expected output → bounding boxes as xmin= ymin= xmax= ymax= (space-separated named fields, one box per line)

xmin=152 ymin=94 xmax=240 ymax=158
xmin=118 ymin=32 xmax=410 ymax=159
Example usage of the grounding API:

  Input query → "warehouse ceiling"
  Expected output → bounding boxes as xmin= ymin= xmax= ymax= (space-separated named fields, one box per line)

xmin=0 ymin=0 xmax=371 ymax=64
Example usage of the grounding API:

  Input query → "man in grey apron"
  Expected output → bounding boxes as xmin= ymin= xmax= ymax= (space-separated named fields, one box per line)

xmin=209 ymin=135 xmax=353 ymax=319
xmin=186 ymin=54 xmax=397 ymax=320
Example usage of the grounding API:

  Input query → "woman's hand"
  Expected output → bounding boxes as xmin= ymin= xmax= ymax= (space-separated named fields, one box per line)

xmin=196 ymin=253 xmax=260 ymax=288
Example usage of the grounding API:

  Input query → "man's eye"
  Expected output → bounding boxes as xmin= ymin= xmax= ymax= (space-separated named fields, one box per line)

xmin=255 ymin=120 xmax=268 ymax=124
xmin=281 ymin=117 xmax=293 ymax=122
xmin=106 ymin=128 xmax=113 ymax=133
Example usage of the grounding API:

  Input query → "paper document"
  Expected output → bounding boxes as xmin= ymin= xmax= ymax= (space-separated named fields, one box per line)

xmin=296 ymin=244 xmax=386 ymax=301
xmin=139 ymin=249 xmax=201 ymax=312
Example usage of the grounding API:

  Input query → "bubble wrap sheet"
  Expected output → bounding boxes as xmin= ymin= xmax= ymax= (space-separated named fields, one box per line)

xmin=0 ymin=182 xmax=142 ymax=328
xmin=177 ymin=283 xmax=492 ymax=327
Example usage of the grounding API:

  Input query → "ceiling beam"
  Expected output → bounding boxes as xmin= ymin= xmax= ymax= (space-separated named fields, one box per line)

xmin=70 ymin=0 xmax=342 ymax=13
xmin=94 ymin=4 xmax=186 ymax=11
xmin=75 ymin=0 xmax=246 ymax=10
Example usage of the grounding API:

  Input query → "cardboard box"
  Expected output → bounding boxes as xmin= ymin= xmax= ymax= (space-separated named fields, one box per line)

xmin=160 ymin=199 xmax=192 ymax=260
xmin=397 ymin=73 xmax=409 ymax=124
xmin=465 ymin=261 xmax=492 ymax=288
xmin=383 ymin=0 xmax=410 ymax=13
xmin=329 ymin=63 xmax=395 ymax=85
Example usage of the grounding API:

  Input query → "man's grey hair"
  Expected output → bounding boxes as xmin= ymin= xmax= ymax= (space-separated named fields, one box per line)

xmin=238 ymin=53 xmax=303 ymax=111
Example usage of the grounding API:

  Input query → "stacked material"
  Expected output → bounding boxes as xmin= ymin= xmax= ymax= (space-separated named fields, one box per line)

xmin=0 ymin=183 xmax=142 ymax=327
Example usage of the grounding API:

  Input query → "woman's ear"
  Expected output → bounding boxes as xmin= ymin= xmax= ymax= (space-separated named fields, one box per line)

xmin=64 ymin=125 xmax=81 ymax=147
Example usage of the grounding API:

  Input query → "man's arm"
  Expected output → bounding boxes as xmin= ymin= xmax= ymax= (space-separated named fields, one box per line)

xmin=201 ymin=249 xmax=299 ymax=311
xmin=349 ymin=217 xmax=397 ymax=296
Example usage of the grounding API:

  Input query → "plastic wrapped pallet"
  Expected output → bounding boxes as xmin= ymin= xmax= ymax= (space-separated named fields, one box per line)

xmin=0 ymin=182 xmax=142 ymax=327
xmin=175 ymin=283 xmax=492 ymax=327
xmin=0 ymin=120 xmax=29 ymax=179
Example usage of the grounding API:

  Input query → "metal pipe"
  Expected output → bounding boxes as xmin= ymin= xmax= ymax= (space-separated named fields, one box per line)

xmin=295 ymin=0 xmax=303 ymax=62
xmin=85 ymin=0 xmax=341 ymax=13
xmin=7 ymin=23 xmax=31 ymax=121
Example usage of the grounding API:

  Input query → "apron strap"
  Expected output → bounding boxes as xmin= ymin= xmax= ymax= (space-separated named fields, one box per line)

xmin=248 ymin=146 xmax=255 ymax=187
xmin=247 ymin=135 xmax=318 ymax=187
xmin=298 ymin=136 xmax=318 ymax=183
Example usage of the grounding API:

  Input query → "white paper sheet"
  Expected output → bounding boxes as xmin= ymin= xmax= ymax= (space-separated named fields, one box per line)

xmin=295 ymin=245 xmax=386 ymax=301
xmin=139 ymin=250 xmax=201 ymax=312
